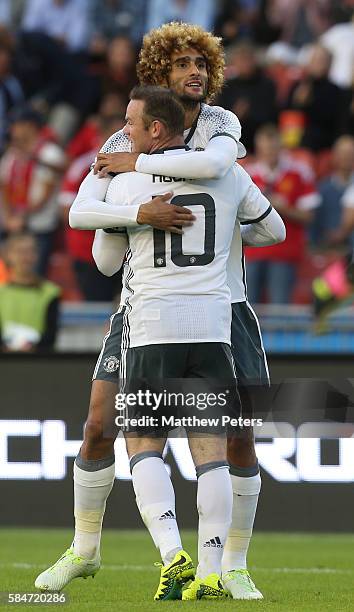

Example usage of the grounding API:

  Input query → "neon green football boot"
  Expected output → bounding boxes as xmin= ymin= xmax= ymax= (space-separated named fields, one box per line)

xmin=153 ymin=550 xmax=195 ymax=600
xmin=35 ymin=547 xmax=100 ymax=592
xmin=182 ymin=573 xmax=228 ymax=600
xmin=223 ymin=569 xmax=263 ymax=599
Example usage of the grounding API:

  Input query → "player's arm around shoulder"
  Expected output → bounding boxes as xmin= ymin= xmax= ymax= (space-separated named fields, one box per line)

xmin=236 ymin=165 xmax=286 ymax=246
xmin=135 ymin=105 xmax=242 ymax=180
xmin=136 ymin=137 xmax=238 ymax=181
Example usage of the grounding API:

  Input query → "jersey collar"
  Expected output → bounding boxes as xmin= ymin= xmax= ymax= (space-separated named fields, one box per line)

xmin=184 ymin=105 xmax=202 ymax=145
xmin=151 ymin=145 xmax=190 ymax=155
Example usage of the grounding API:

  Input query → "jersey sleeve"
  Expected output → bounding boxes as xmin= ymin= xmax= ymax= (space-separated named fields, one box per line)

xmin=200 ymin=105 xmax=242 ymax=145
xmin=69 ymin=171 xmax=140 ymax=230
xmin=236 ymin=166 xmax=272 ymax=224
xmin=99 ymin=130 xmax=131 ymax=153
xmin=136 ymin=137 xmax=238 ymax=179
xmin=92 ymin=229 xmax=128 ymax=276
xmin=240 ymin=207 xmax=286 ymax=246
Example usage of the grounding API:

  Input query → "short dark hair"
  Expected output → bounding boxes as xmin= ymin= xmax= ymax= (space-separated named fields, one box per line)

xmin=129 ymin=85 xmax=185 ymax=137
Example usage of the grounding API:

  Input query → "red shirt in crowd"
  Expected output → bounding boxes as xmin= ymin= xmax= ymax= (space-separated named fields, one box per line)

xmin=66 ymin=121 xmax=100 ymax=160
xmin=59 ymin=150 xmax=95 ymax=263
xmin=245 ymin=154 xmax=320 ymax=263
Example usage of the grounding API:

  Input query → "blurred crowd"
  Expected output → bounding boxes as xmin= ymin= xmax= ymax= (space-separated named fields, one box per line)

xmin=0 ymin=0 xmax=354 ymax=350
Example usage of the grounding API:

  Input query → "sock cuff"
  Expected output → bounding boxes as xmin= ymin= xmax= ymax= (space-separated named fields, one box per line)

xmin=195 ymin=461 xmax=229 ymax=479
xmin=74 ymin=461 xmax=115 ymax=487
xmin=229 ymin=461 xmax=259 ymax=478
xmin=230 ymin=471 xmax=261 ymax=495
xmin=75 ymin=453 xmax=115 ymax=472
xmin=130 ymin=451 xmax=162 ymax=473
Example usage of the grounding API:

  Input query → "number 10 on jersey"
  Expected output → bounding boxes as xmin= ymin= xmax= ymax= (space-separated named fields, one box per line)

xmin=153 ymin=194 xmax=216 ymax=268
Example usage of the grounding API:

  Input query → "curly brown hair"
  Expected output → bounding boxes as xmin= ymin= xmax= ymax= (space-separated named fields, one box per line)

xmin=137 ymin=22 xmax=225 ymax=102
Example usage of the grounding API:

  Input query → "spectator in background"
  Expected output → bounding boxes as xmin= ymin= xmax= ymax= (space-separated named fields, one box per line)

xmin=328 ymin=181 xmax=354 ymax=251
xmin=59 ymin=114 xmax=124 ymax=301
xmin=286 ymin=44 xmax=343 ymax=152
xmin=214 ymin=0 xmax=260 ymax=47
xmin=145 ymin=0 xmax=218 ymax=33
xmin=245 ymin=124 xmax=320 ymax=303
xmin=0 ymin=232 xmax=60 ymax=351
xmin=0 ymin=1 xmax=26 ymax=29
xmin=340 ymin=88 xmax=354 ymax=137
xmin=0 ymin=106 xmax=66 ymax=275
xmin=66 ymin=92 xmax=127 ymax=160
xmin=89 ymin=0 xmax=147 ymax=50
xmin=0 ymin=252 xmax=9 ymax=284
xmin=217 ymin=41 xmax=277 ymax=151
xmin=264 ymin=42 xmax=300 ymax=106
xmin=321 ymin=7 xmax=354 ymax=89
xmin=0 ymin=1 xmax=11 ymax=26
xmin=14 ymin=32 xmax=99 ymax=143
xmin=100 ymin=35 xmax=137 ymax=100
xmin=0 ymin=27 xmax=24 ymax=153
xmin=310 ymin=136 xmax=354 ymax=248
xmin=266 ymin=0 xmax=331 ymax=48
xmin=22 ymin=0 xmax=91 ymax=54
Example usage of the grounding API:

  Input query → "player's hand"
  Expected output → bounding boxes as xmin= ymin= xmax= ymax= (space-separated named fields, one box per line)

xmin=137 ymin=193 xmax=196 ymax=234
xmin=94 ymin=152 xmax=139 ymax=176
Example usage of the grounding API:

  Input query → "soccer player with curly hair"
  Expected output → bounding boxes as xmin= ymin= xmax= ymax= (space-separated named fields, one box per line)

xmin=36 ymin=22 xmax=267 ymax=600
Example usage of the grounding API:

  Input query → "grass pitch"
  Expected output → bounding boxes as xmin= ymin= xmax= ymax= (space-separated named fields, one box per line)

xmin=1 ymin=529 xmax=353 ymax=611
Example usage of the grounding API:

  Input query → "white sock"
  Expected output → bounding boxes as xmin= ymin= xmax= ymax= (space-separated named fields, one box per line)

xmin=73 ymin=459 xmax=115 ymax=559
xmin=222 ymin=472 xmax=261 ymax=573
xmin=197 ymin=466 xmax=232 ymax=579
xmin=132 ymin=456 xmax=182 ymax=565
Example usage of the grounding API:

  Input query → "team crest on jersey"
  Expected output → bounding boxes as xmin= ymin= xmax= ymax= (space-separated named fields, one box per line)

xmin=103 ymin=356 xmax=120 ymax=373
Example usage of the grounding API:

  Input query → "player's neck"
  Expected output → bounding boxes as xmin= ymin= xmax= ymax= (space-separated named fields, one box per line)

xmin=149 ymin=135 xmax=186 ymax=154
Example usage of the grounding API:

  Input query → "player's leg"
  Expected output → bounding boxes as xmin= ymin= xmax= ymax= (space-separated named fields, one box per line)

xmin=73 ymin=379 xmax=117 ymax=561
xmin=182 ymin=433 xmax=232 ymax=601
xmin=182 ymin=342 xmax=236 ymax=601
xmin=126 ymin=435 xmax=183 ymax=566
xmin=124 ymin=345 xmax=195 ymax=600
xmin=35 ymin=312 xmax=123 ymax=591
xmin=222 ymin=301 xmax=267 ymax=599
xmin=73 ymin=311 xmax=125 ymax=557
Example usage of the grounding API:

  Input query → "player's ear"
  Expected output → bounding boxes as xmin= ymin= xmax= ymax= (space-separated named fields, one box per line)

xmin=150 ymin=120 xmax=162 ymax=139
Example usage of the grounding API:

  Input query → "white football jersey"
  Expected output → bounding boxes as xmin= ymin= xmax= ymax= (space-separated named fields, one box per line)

xmin=101 ymin=104 xmax=248 ymax=301
xmin=183 ymin=103 xmax=241 ymax=152
xmin=100 ymin=103 xmax=241 ymax=155
xmin=105 ymin=148 xmax=270 ymax=348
